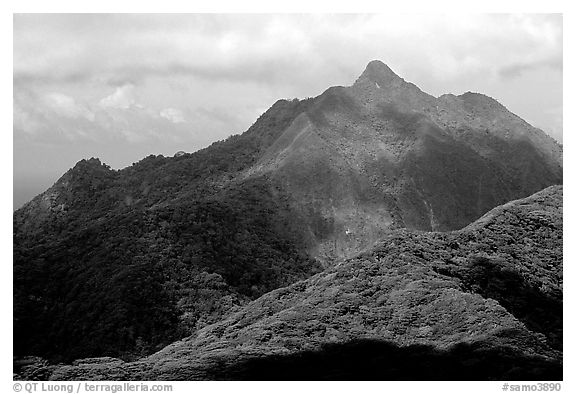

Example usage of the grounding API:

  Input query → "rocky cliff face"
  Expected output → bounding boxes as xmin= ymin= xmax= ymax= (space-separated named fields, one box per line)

xmin=14 ymin=60 xmax=562 ymax=365
xmin=43 ymin=185 xmax=562 ymax=381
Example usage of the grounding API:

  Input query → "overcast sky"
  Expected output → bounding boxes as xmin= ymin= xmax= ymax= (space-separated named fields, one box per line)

xmin=13 ymin=13 xmax=563 ymax=208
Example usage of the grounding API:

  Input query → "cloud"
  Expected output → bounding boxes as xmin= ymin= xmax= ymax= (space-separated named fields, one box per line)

xmin=498 ymin=57 xmax=563 ymax=79
xmin=13 ymin=14 xmax=562 ymax=154
xmin=43 ymin=92 xmax=95 ymax=121
xmin=98 ymin=84 xmax=137 ymax=109
xmin=160 ymin=108 xmax=186 ymax=124
xmin=14 ymin=102 xmax=45 ymax=136
xmin=14 ymin=88 xmax=99 ymax=142
xmin=13 ymin=14 xmax=563 ymax=91
xmin=14 ymin=85 xmax=194 ymax=144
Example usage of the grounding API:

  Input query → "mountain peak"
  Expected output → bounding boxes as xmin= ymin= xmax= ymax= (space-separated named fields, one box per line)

xmin=358 ymin=60 xmax=402 ymax=84
xmin=74 ymin=157 xmax=105 ymax=169
xmin=350 ymin=60 xmax=434 ymax=108
xmin=458 ymin=91 xmax=507 ymax=111
xmin=64 ymin=157 xmax=112 ymax=177
xmin=55 ymin=157 xmax=114 ymax=190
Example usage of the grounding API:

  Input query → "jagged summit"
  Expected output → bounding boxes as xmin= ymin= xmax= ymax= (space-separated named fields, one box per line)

xmin=359 ymin=60 xmax=402 ymax=83
xmin=353 ymin=62 xmax=508 ymax=116
xmin=57 ymin=157 xmax=113 ymax=187
xmin=352 ymin=60 xmax=411 ymax=93
xmin=350 ymin=60 xmax=434 ymax=109
xmin=69 ymin=157 xmax=110 ymax=172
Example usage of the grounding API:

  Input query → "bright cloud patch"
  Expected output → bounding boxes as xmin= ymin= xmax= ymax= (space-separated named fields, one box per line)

xmin=44 ymin=92 xmax=95 ymax=121
xmin=13 ymin=85 xmax=195 ymax=145
xmin=160 ymin=108 xmax=186 ymax=124
xmin=99 ymin=84 xmax=137 ymax=109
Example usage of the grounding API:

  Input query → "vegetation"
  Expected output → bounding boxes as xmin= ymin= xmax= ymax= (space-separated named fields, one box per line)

xmin=35 ymin=187 xmax=562 ymax=381
xmin=13 ymin=98 xmax=321 ymax=363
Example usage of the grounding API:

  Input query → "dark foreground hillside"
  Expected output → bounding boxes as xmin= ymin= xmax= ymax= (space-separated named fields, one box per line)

xmin=24 ymin=185 xmax=560 ymax=381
